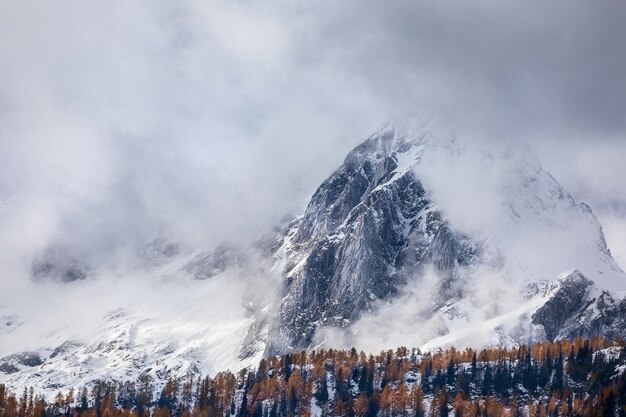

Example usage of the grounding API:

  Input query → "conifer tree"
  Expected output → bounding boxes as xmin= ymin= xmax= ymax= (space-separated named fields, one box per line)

xmin=481 ymin=365 xmax=492 ymax=396
xmin=446 ymin=359 xmax=455 ymax=387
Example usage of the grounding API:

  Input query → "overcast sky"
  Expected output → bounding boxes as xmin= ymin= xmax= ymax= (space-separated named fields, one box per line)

xmin=1 ymin=0 xmax=625 ymax=275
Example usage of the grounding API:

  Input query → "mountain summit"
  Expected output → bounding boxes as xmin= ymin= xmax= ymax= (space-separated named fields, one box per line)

xmin=265 ymin=123 xmax=625 ymax=354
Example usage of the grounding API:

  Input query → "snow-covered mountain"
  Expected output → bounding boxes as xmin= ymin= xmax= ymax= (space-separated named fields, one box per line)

xmin=267 ymin=123 xmax=625 ymax=354
xmin=1 ymin=122 xmax=625 ymax=396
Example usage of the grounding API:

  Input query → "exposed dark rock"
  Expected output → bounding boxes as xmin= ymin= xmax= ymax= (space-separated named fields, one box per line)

xmin=531 ymin=270 xmax=626 ymax=342
xmin=0 ymin=351 xmax=44 ymax=374
xmin=531 ymin=271 xmax=593 ymax=340
xmin=31 ymin=247 xmax=89 ymax=283
xmin=183 ymin=245 xmax=244 ymax=280
xmin=267 ymin=128 xmax=477 ymax=353
xmin=0 ymin=363 xmax=18 ymax=374
xmin=50 ymin=341 xmax=83 ymax=359
xmin=139 ymin=237 xmax=180 ymax=265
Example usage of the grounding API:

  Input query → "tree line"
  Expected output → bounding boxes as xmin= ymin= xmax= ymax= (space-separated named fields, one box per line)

xmin=0 ymin=337 xmax=625 ymax=417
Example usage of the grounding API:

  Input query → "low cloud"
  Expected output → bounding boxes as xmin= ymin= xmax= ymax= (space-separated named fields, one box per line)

xmin=0 ymin=1 xmax=624 ymax=343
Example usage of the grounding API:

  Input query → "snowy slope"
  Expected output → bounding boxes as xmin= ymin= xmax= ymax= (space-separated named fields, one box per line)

xmin=0 ymin=252 xmax=272 ymax=397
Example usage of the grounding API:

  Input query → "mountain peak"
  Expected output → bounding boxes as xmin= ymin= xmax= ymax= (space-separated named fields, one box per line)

xmin=343 ymin=120 xmax=435 ymax=166
xmin=268 ymin=124 xmax=626 ymax=353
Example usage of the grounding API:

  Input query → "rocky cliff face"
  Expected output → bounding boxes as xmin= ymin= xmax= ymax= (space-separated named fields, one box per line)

xmin=266 ymin=128 xmax=478 ymax=353
xmin=533 ymin=270 xmax=626 ymax=341
xmin=531 ymin=271 xmax=595 ymax=340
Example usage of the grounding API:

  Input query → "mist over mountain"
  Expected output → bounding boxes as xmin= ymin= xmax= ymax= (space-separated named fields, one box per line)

xmin=1 ymin=0 xmax=626 ymax=292
xmin=269 ymin=124 xmax=625 ymax=352
xmin=1 ymin=124 xmax=625 ymax=398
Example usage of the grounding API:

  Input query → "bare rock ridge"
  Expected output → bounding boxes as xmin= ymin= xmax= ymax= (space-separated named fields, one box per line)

xmin=532 ymin=270 xmax=626 ymax=341
xmin=266 ymin=126 xmax=478 ymax=353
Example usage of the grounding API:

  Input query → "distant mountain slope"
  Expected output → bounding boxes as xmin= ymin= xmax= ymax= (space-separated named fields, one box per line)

xmin=2 ymin=338 xmax=625 ymax=417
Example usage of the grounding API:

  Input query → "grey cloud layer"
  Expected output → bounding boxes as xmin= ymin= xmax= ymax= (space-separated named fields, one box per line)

xmin=0 ymin=0 xmax=624 ymax=279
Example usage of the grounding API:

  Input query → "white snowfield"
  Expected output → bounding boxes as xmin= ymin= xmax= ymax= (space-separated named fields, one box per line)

xmin=1 ymin=124 xmax=625 ymax=397
xmin=0 ymin=259 xmax=267 ymax=397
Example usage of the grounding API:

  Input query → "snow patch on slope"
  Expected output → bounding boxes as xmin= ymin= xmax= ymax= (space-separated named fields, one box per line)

xmin=411 ymin=133 xmax=623 ymax=291
xmin=0 ymin=257 xmax=269 ymax=397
